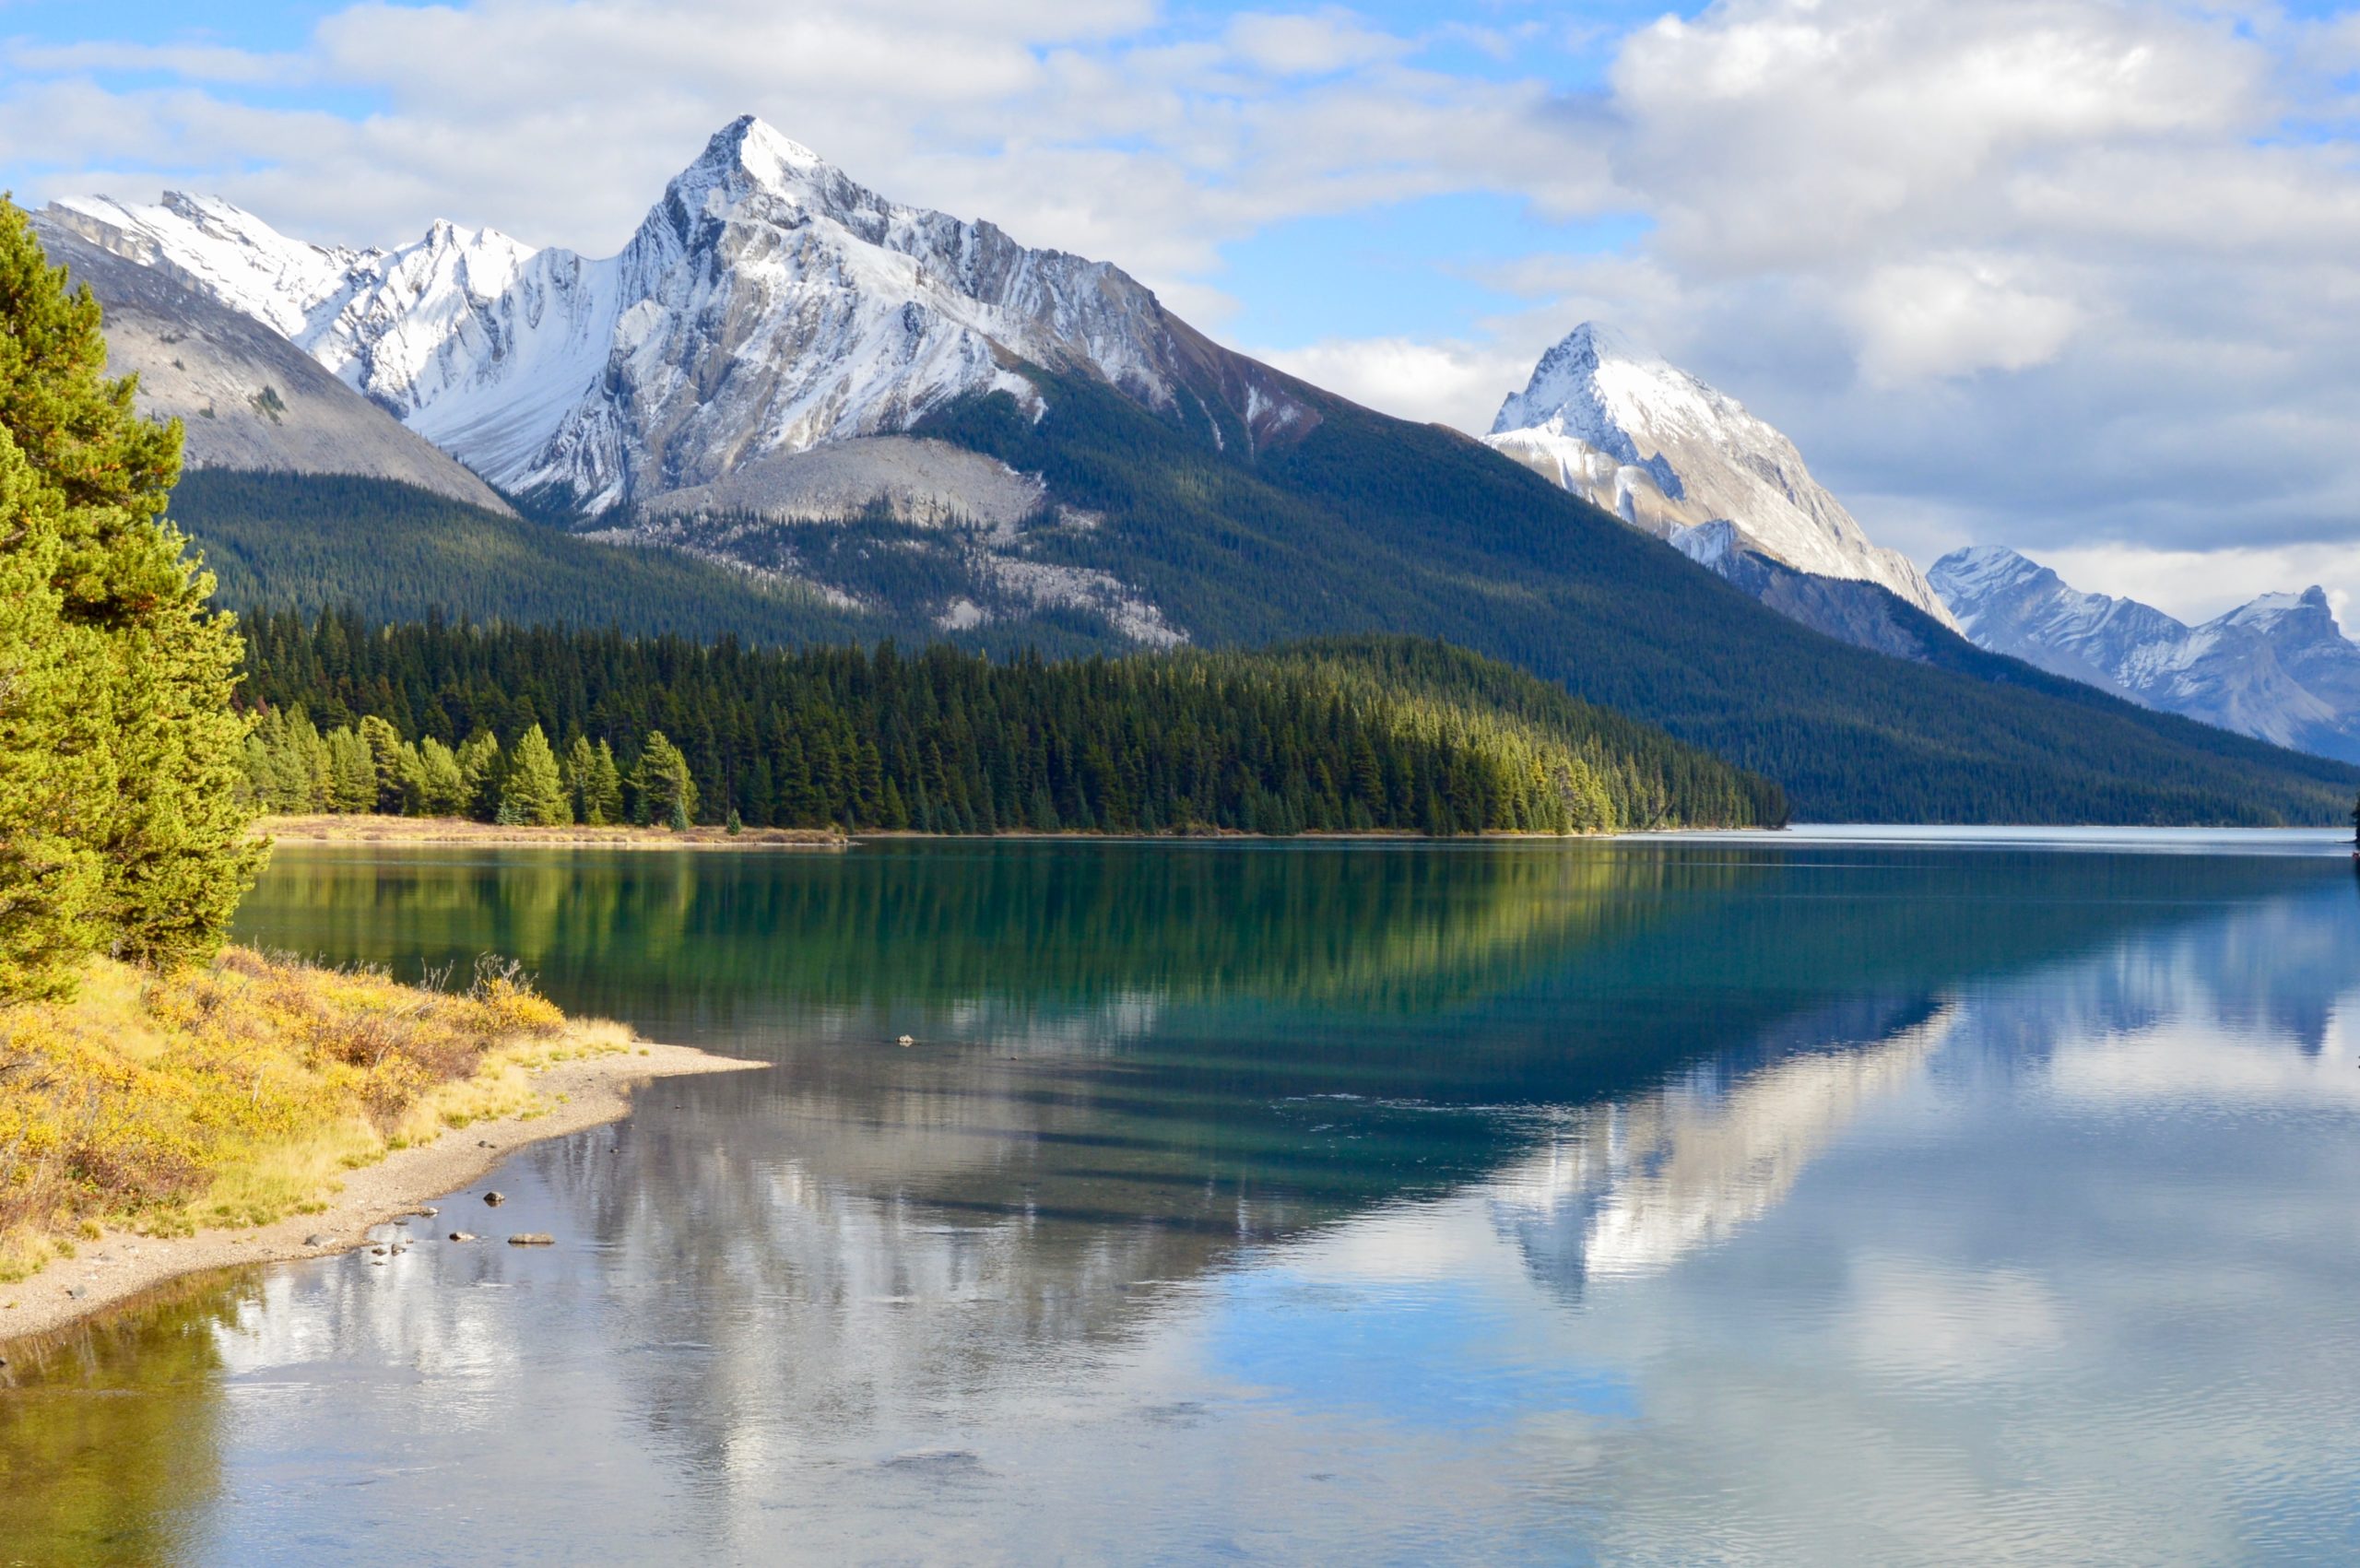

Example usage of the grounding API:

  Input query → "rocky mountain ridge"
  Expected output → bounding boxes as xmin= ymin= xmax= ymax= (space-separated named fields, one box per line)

xmin=26 ymin=212 xmax=512 ymax=513
xmin=1930 ymin=546 xmax=2360 ymax=762
xmin=51 ymin=116 xmax=1310 ymax=518
xmin=1486 ymin=324 xmax=1957 ymax=632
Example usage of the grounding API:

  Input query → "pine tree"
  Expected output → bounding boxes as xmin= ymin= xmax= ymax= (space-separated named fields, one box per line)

xmin=500 ymin=724 xmax=571 ymax=826
xmin=416 ymin=737 xmax=467 ymax=816
xmin=0 ymin=429 xmax=108 ymax=996
xmin=562 ymin=735 xmax=600 ymax=825
xmin=455 ymin=732 xmax=502 ymax=821
xmin=629 ymin=731 xmax=698 ymax=828
xmin=326 ymin=727 xmax=375 ymax=813
xmin=560 ymin=734 xmax=625 ymax=826
xmin=0 ymin=200 xmax=262 ymax=975
xmin=359 ymin=714 xmax=409 ymax=813
xmin=587 ymin=739 xmax=624 ymax=826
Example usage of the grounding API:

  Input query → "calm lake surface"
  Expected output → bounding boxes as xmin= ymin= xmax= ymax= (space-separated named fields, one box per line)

xmin=6 ymin=832 xmax=2360 ymax=1564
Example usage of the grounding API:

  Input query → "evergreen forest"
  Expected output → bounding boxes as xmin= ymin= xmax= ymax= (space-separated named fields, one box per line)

xmin=235 ymin=612 xmax=1788 ymax=835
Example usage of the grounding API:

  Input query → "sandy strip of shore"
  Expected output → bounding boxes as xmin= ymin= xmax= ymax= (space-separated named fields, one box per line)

xmin=255 ymin=815 xmax=845 ymax=850
xmin=0 ymin=1041 xmax=762 ymax=1350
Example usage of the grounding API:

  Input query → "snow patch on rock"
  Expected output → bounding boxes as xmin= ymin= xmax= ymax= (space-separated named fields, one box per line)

xmin=1486 ymin=323 xmax=1956 ymax=629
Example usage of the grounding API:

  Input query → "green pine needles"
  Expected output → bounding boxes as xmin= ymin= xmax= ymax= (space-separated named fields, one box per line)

xmin=0 ymin=200 xmax=262 ymax=1000
xmin=235 ymin=612 xmax=1787 ymax=835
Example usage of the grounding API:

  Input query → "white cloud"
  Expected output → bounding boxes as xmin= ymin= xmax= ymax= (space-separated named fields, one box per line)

xmin=13 ymin=0 xmax=2360 ymax=618
xmin=1 ymin=0 xmax=1609 ymax=291
xmin=1222 ymin=9 xmax=1407 ymax=77
xmin=1846 ymin=258 xmax=2081 ymax=384
xmin=1252 ymin=336 xmax=1536 ymax=430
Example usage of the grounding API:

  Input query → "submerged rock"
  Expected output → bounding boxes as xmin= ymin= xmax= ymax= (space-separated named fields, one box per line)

xmin=506 ymin=1233 xmax=554 ymax=1246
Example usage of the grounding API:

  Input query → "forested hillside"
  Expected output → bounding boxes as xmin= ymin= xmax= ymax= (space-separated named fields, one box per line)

xmin=236 ymin=614 xmax=1788 ymax=834
xmin=174 ymin=471 xmax=893 ymax=645
xmin=168 ymin=386 xmax=2360 ymax=824
xmin=916 ymin=371 xmax=2360 ymax=824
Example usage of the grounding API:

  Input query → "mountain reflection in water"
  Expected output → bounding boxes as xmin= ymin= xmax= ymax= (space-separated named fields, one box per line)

xmin=5 ymin=838 xmax=2358 ymax=1565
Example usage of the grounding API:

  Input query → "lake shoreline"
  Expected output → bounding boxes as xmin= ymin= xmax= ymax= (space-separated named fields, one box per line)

xmin=255 ymin=816 xmax=1788 ymax=850
xmin=255 ymin=815 xmax=849 ymax=849
xmin=0 ymin=1039 xmax=764 ymax=1354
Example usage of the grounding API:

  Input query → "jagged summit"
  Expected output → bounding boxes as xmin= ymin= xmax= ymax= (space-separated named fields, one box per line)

xmin=52 ymin=117 xmax=1312 ymax=516
xmin=658 ymin=115 xmax=850 ymax=224
xmin=2223 ymin=586 xmax=2334 ymax=629
xmin=1485 ymin=324 xmax=1955 ymax=628
xmin=24 ymin=208 xmax=515 ymax=513
xmin=1931 ymin=547 xmax=2360 ymax=761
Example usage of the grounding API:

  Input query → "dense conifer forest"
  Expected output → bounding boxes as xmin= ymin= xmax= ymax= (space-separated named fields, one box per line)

xmin=235 ymin=612 xmax=1788 ymax=834
xmin=173 ymin=471 xmax=893 ymax=645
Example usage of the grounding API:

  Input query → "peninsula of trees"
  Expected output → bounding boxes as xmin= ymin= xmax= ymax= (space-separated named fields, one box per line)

xmin=236 ymin=614 xmax=1788 ymax=836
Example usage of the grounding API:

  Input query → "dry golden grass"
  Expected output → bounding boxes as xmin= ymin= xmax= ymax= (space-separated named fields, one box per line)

xmin=255 ymin=814 xmax=844 ymax=849
xmin=0 ymin=948 xmax=619 ymax=1280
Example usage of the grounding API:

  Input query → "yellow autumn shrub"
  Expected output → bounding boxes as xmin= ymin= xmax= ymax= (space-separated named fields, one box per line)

xmin=0 ymin=947 xmax=589 ymax=1279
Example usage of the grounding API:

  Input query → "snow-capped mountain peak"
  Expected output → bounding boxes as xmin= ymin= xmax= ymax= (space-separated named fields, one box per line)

xmin=675 ymin=114 xmax=835 ymax=204
xmin=1485 ymin=323 xmax=1957 ymax=629
xmin=1925 ymin=543 xmax=2050 ymax=605
xmin=2218 ymin=585 xmax=2332 ymax=631
xmin=48 ymin=191 xmax=375 ymax=339
xmin=1931 ymin=548 xmax=2360 ymax=761
xmin=53 ymin=115 xmax=1310 ymax=516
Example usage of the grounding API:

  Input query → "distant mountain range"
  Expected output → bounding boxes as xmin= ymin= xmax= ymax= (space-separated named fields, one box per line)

xmin=31 ymin=117 xmax=2360 ymax=823
xmin=1932 ymin=547 xmax=2360 ymax=763
xmin=49 ymin=116 xmax=1306 ymax=519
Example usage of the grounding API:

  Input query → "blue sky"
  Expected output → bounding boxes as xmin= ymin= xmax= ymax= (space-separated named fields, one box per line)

xmin=11 ymin=0 xmax=2360 ymax=619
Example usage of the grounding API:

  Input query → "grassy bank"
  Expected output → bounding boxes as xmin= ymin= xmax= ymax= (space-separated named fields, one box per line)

xmin=0 ymin=949 xmax=631 ymax=1284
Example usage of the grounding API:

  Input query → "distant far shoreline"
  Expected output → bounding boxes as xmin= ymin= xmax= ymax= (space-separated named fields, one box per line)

xmin=253 ymin=815 xmax=849 ymax=850
xmin=253 ymin=817 xmax=1791 ymax=849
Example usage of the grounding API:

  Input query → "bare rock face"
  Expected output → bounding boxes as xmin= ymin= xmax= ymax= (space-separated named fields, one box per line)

xmin=27 ymin=214 xmax=513 ymax=514
xmin=1486 ymin=324 xmax=1955 ymax=630
xmin=641 ymin=436 xmax=1045 ymax=528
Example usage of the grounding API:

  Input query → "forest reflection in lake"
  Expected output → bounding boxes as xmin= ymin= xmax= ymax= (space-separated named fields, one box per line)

xmin=6 ymin=834 xmax=2360 ymax=1564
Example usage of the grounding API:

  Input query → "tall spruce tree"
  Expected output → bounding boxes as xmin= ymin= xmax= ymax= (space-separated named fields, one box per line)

xmin=501 ymin=724 xmax=571 ymax=827
xmin=0 ymin=430 xmax=108 ymax=996
xmin=629 ymin=731 xmax=698 ymax=828
xmin=0 ymin=199 xmax=260 ymax=989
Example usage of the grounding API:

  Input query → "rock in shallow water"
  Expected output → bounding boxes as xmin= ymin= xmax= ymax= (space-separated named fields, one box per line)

xmin=506 ymin=1233 xmax=554 ymax=1246
xmin=483 ymin=1192 xmax=506 ymax=1207
xmin=447 ymin=1232 xmax=478 ymax=1243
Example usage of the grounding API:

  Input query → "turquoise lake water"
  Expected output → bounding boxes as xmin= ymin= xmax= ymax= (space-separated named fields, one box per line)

xmin=5 ymin=832 xmax=2359 ymax=1564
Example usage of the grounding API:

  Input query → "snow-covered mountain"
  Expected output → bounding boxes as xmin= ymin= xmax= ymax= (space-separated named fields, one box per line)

xmin=1486 ymin=324 xmax=1957 ymax=631
xmin=1930 ymin=546 xmax=2360 ymax=761
xmin=49 ymin=115 xmax=1309 ymax=517
xmin=25 ymin=211 xmax=512 ymax=512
